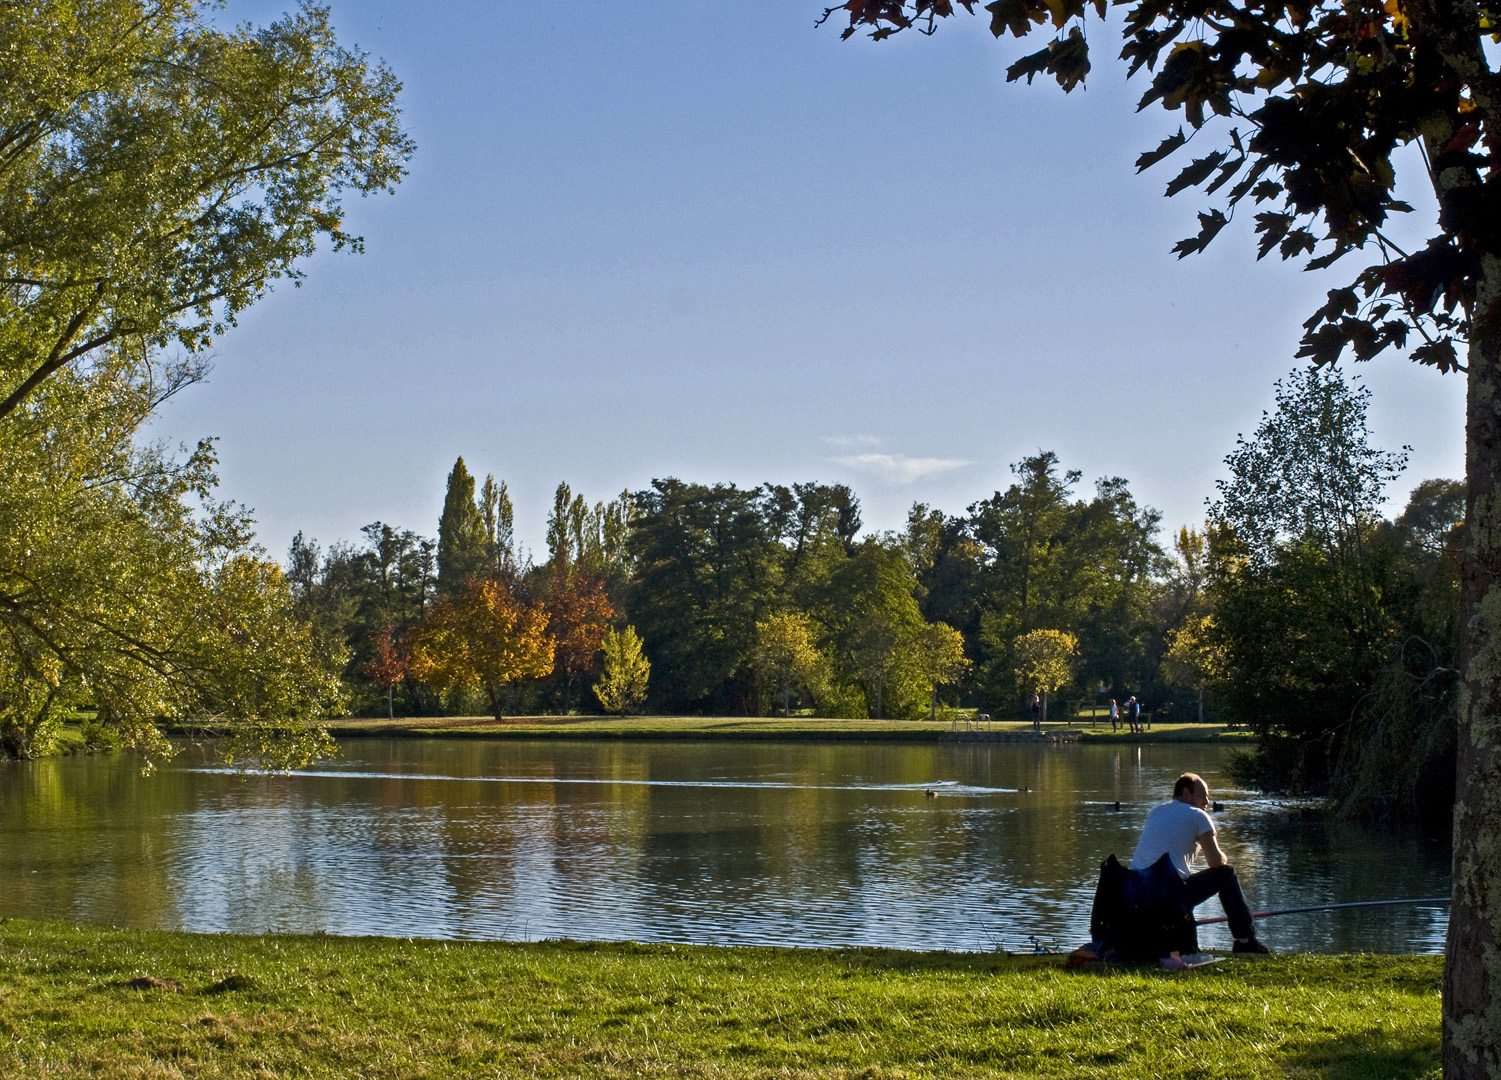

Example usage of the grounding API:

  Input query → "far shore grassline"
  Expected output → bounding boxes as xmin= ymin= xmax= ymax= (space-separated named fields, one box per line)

xmin=316 ymin=716 xmax=1253 ymax=744
xmin=0 ymin=920 xmax=1439 ymax=1080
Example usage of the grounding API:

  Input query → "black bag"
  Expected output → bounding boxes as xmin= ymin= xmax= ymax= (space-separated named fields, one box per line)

xmin=1089 ymin=853 xmax=1198 ymax=961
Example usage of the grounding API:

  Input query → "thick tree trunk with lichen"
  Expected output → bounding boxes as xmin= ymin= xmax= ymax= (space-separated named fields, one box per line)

xmin=1447 ymin=261 xmax=1501 ymax=1079
xmin=1399 ymin=4 xmax=1501 ymax=1069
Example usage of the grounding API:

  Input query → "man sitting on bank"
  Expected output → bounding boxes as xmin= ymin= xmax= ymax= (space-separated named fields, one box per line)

xmin=1131 ymin=772 xmax=1272 ymax=955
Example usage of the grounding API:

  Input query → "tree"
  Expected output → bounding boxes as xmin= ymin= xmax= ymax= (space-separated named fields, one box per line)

xmin=970 ymin=454 xmax=1163 ymax=704
xmin=436 ymin=457 xmax=486 ymax=595
xmin=408 ymin=579 xmax=553 ymax=721
xmin=912 ymin=622 xmax=970 ymax=721
xmin=823 ymin=6 xmax=1501 ymax=1062
xmin=546 ymin=576 xmax=616 ymax=712
xmin=361 ymin=624 xmax=409 ymax=721
xmin=1013 ymin=629 xmax=1077 ymax=729
xmin=0 ymin=371 xmax=344 ymax=768
xmin=628 ymin=479 xmax=785 ymax=713
xmin=546 ymin=483 xmax=635 ymax=585
xmin=1331 ymin=480 xmax=1463 ymax=823
xmin=0 ymin=1 xmax=412 ymax=420
xmin=594 ymin=626 xmax=651 ymax=714
xmin=828 ymin=539 xmax=927 ymax=719
xmin=1161 ymin=614 xmax=1225 ymax=723
xmin=1208 ymin=368 xmax=1406 ymax=788
xmin=755 ymin=613 xmax=825 ymax=717
xmin=1213 ymin=369 xmax=1409 ymax=567
xmin=480 ymin=475 xmax=516 ymax=577
xmin=0 ymin=0 xmax=408 ymax=769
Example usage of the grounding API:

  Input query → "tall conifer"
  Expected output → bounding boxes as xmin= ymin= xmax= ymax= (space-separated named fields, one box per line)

xmin=437 ymin=457 xmax=486 ymax=595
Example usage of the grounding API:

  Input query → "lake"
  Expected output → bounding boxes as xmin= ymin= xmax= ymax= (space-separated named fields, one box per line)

xmin=0 ymin=737 xmax=1451 ymax=953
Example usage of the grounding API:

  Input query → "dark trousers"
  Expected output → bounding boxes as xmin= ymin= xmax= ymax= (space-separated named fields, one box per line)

xmin=1185 ymin=865 xmax=1255 ymax=939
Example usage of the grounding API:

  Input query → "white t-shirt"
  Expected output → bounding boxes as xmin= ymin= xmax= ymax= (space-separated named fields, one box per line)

xmin=1130 ymin=799 xmax=1215 ymax=879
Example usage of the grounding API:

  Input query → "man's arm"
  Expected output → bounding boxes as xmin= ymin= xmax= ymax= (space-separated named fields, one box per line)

xmin=1197 ymin=830 xmax=1228 ymax=868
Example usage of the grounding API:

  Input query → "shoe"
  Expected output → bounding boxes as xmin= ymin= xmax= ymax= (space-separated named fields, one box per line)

xmin=1232 ymin=938 xmax=1273 ymax=955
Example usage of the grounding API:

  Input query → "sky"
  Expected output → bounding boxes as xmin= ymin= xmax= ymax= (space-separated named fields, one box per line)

xmin=149 ymin=0 xmax=1468 ymax=565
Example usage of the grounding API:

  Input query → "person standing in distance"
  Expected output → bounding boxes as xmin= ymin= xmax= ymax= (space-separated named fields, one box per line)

xmin=1130 ymin=772 xmax=1272 ymax=955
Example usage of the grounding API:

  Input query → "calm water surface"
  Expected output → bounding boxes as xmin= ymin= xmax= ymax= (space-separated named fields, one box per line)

xmin=0 ymin=738 xmax=1450 ymax=953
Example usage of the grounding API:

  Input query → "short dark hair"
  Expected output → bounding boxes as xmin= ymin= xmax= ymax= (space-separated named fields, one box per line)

xmin=1173 ymin=773 xmax=1203 ymax=799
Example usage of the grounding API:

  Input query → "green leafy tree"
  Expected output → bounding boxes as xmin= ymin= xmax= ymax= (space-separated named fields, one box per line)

xmin=0 ymin=0 xmax=412 ymax=420
xmin=1209 ymin=369 xmax=1407 ymax=788
xmin=628 ymin=479 xmax=785 ymax=713
xmin=546 ymin=484 xmax=635 ymax=586
xmin=0 ymin=374 xmax=344 ymax=767
xmin=821 ymin=2 xmax=1501 ymax=1060
xmin=755 ymin=613 xmax=825 ymax=717
xmin=594 ymin=626 xmax=651 ymax=715
xmin=437 ymin=457 xmax=487 ymax=595
xmin=912 ymin=622 xmax=970 ymax=721
xmin=1331 ymin=480 xmax=1463 ymax=822
xmin=1161 ymin=614 xmax=1225 ymax=724
xmin=288 ymin=522 xmax=435 ymax=717
xmin=969 ymin=453 xmax=1080 ymax=638
xmin=480 ymin=475 xmax=516 ymax=578
xmin=971 ymin=454 xmax=1163 ymax=702
xmin=827 ymin=539 xmax=927 ymax=719
xmin=1013 ymin=629 xmax=1078 ymax=729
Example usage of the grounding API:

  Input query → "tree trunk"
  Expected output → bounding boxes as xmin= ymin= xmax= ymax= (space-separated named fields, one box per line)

xmin=1447 ymin=291 xmax=1501 ymax=1080
xmin=387 ymin=683 xmax=394 ymax=721
xmin=875 ymin=680 xmax=883 ymax=720
xmin=488 ymin=685 xmax=505 ymax=723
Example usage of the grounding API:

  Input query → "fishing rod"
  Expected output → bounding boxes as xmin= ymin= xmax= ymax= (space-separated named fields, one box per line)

xmin=1196 ymin=896 xmax=1450 ymax=926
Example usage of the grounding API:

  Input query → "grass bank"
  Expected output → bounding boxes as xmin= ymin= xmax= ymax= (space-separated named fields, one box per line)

xmin=326 ymin=715 xmax=1252 ymax=744
xmin=1075 ymin=722 xmax=1254 ymax=745
xmin=0 ymin=920 xmax=1438 ymax=1079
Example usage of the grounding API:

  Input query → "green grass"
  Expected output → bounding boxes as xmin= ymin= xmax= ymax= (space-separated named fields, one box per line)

xmin=326 ymin=715 xmax=1251 ymax=743
xmin=0 ymin=920 xmax=1440 ymax=1078
xmin=1076 ymin=722 xmax=1254 ymax=744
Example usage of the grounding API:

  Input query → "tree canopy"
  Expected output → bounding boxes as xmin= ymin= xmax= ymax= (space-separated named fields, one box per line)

xmin=0 ymin=0 xmax=412 ymax=420
xmin=0 ymin=0 xmax=411 ymax=770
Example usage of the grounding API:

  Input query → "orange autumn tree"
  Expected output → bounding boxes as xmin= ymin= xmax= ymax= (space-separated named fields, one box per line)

xmin=360 ymin=624 xmax=409 ymax=721
xmin=409 ymin=579 xmax=554 ymax=721
xmin=547 ymin=576 xmax=615 ymax=713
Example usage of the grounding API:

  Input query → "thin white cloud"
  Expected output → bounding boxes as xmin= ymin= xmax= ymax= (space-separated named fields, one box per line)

xmin=823 ymin=434 xmax=883 ymax=450
xmin=831 ymin=453 xmax=973 ymax=485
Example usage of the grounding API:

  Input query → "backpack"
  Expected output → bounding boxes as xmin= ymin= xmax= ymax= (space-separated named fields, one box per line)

xmin=1089 ymin=853 xmax=1198 ymax=961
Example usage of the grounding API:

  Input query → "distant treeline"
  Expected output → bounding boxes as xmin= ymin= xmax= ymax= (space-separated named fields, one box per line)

xmin=289 ymin=369 xmax=1461 ymax=823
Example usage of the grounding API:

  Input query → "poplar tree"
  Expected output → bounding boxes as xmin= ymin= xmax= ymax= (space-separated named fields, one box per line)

xmin=436 ymin=457 xmax=486 ymax=595
xmin=480 ymin=475 xmax=516 ymax=576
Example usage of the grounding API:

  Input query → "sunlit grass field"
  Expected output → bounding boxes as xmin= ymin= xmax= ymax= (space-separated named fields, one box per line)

xmin=0 ymin=921 xmax=1438 ymax=1079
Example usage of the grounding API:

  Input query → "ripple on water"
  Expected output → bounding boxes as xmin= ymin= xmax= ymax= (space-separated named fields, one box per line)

xmin=0 ymin=739 xmax=1450 ymax=952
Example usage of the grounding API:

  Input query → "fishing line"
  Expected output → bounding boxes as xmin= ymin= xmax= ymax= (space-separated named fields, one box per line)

xmin=1196 ymin=896 xmax=1450 ymax=925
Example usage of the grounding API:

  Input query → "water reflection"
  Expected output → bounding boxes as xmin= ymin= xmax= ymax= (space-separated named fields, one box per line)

xmin=0 ymin=739 xmax=1450 ymax=952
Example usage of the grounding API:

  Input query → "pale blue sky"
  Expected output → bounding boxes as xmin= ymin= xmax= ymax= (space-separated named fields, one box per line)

xmin=151 ymin=1 xmax=1466 ymax=563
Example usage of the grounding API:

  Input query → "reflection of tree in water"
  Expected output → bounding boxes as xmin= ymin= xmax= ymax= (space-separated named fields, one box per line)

xmin=0 ymin=741 xmax=1448 ymax=952
xmin=0 ymin=754 xmax=198 ymax=929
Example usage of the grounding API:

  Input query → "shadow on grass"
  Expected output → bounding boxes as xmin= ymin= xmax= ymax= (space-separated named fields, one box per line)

xmin=1278 ymin=1028 xmax=1440 ymax=1080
